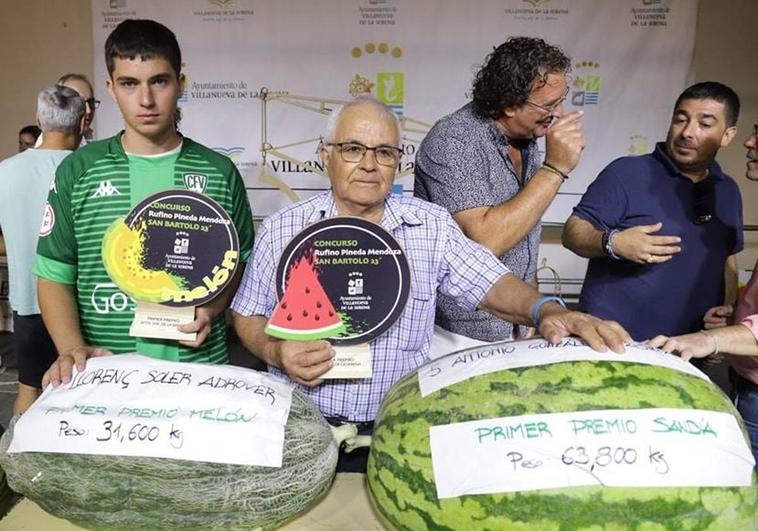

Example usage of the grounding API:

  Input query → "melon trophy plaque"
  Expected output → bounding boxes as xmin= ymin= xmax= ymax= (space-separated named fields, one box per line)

xmin=101 ymin=190 xmax=239 ymax=341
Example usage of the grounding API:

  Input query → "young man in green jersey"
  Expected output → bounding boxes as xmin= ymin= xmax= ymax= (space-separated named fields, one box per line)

xmin=36 ymin=19 xmax=254 ymax=387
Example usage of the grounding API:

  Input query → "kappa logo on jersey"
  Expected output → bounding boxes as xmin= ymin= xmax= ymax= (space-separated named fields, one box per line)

xmin=49 ymin=179 xmax=57 ymax=193
xmin=183 ymin=173 xmax=208 ymax=193
xmin=91 ymin=283 xmax=135 ymax=314
xmin=39 ymin=203 xmax=55 ymax=236
xmin=92 ymin=180 xmax=122 ymax=198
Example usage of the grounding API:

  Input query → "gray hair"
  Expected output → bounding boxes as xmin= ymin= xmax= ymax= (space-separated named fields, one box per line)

xmin=323 ymin=94 xmax=401 ymax=144
xmin=37 ymin=85 xmax=86 ymax=134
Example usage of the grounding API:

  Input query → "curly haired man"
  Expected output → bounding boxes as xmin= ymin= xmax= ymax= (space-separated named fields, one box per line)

xmin=415 ymin=37 xmax=584 ymax=349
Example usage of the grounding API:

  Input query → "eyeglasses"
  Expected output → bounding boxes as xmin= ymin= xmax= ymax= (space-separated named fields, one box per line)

xmin=526 ymin=86 xmax=569 ymax=114
xmin=325 ymin=141 xmax=402 ymax=167
xmin=85 ymin=98 xmax=101 ymax=109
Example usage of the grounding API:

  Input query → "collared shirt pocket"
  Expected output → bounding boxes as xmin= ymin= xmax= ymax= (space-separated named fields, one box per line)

xmin=395 ymin=284 xmax=435 ymax=353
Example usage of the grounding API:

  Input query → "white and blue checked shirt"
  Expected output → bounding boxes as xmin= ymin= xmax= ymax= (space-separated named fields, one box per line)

xmin=232 ymin=192 xmax=510 ymax=421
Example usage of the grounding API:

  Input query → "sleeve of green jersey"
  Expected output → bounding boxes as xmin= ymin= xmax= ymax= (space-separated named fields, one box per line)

xmin=35 ymin=158 xmax=79 ymax=277
xmin=229 ymin=164 xmax=254 ymax=262
xmin=32 ymin=255 xmax=77 ymax=284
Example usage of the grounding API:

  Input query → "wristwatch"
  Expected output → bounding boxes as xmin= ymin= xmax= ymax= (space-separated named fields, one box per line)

xmin=602 ymin=229 xmax=621 ymax=260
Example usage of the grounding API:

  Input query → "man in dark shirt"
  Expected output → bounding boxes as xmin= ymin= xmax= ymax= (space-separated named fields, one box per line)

xmin=562 ymin=82 xmax=742 ymax=341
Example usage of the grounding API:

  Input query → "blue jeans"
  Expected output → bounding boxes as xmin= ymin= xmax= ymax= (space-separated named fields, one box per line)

xmin=731 ymin=368 xmax=758 ymax=473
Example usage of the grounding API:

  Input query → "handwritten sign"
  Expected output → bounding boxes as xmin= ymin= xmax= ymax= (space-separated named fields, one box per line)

xmin=418 ymin=339 xmax=708 ymax=397
xmin=430 ymin=408 xmax=755 ymax=499
xmin=8 ymin=355 xmax=293 ymax=467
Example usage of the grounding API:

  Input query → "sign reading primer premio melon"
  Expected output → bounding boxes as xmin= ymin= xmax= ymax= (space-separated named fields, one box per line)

xmin=7 ymin=355 xmax=293 ymax=467
xmin=270 ymin=217 xmax=410 ymax=346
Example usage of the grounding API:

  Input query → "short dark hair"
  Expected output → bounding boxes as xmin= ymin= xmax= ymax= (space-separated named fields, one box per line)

xmin=105 ymin=19 xmax=181 ymax=79
xmin=674 ymin=81 xmax=740 ymax=127
xmin=18 ymin=124 xmax=41 ymax=139
xmin=472 ymin=37 xmax=571 ymax=120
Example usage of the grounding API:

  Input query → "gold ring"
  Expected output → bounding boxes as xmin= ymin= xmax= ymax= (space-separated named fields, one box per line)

xmin=646 ymin=255 xmax=654 ymax=263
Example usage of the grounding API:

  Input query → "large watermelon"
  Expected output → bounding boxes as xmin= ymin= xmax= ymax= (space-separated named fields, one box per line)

xmin=0 ymin=388 xmax=337 ymax=530
xmin=367 ymin=341 xmax=758 ymax=530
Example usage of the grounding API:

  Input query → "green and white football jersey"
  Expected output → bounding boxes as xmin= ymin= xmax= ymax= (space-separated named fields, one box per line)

xmin=34 ymin=134 xmax=254 ymax=363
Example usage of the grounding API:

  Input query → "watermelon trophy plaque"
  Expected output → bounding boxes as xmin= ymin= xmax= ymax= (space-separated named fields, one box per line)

xmin=267 ymin=217 xmax=411 ymax=379
xmin=101 ymin=190 xmax=240 ymax=341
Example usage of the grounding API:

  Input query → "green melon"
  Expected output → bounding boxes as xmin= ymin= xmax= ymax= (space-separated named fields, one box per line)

xmin=0 ymin=389 xmax=337 ymax=530
xmin=367 ymin=343 xmax=758 ymax=530
xmin=0 ymin=425 xmax=19 ymax=519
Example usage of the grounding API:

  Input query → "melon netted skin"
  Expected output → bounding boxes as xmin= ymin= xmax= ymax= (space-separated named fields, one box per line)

xmin=0 ymin=424 xmax=19 ymax=519
xmin=0 ymin=389 xmax=337 ymax=530
xmin=367 ymin=348 xmax=758 ymax=530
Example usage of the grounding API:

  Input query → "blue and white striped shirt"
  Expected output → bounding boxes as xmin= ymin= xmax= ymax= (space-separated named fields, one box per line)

xmin=232 ymin=191 xmax=509 ymax=421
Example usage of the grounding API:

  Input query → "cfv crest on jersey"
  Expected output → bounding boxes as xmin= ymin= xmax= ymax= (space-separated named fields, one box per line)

xmin=183 ymin=173 xmax=208 ymax=193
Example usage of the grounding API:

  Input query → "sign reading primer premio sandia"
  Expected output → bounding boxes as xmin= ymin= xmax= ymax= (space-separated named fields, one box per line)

xmin=270 ymin=217 xmax=410 ymax=345
xmin=367 ymin=339 xmax=758 ymax=530
xmin=101 ymin=190 xmax=239 ymax=307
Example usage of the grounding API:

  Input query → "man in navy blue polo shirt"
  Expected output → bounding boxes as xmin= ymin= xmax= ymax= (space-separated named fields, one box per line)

xmin=562 ymin=82 xmax=743 ymax=341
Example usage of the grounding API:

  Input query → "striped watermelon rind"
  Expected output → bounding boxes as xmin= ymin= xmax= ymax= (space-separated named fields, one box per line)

xmin=367 ymin=358 xmax=758 ymax=530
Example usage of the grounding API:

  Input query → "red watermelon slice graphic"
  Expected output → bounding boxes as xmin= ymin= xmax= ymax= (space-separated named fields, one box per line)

xmin=265 ymin=254 xmax=346 ymax=340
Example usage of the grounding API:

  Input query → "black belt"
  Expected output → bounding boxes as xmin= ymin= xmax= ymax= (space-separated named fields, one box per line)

xmin=325 ymin=416 xmax=374 ymax=434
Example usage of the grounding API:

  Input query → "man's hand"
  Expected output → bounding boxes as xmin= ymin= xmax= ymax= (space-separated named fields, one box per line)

xmin=703 ymin=304 xmax=734 ymax=329
xmin=178 ymin=306 xmax=217 ymax=348
xmin=647 ymin=332 xmax=717 ymax=362
xmin=538 ymin=309 xmax=630 ymax=353
xmin=178 ymin=265 xmax=244 ymax=348
xmin=612 ymin=222 xmax=681 ymax=264
xmin=544 ymin=111 xmax=586 ymax=175
xmin=274 ymin=340 xmax=335 ymax=387
xmin=41 ymin=345 xmax=113 ymax=389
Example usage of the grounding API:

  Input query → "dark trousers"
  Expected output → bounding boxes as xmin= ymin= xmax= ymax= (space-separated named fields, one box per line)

xmin=730 ymin=368 xmax=758 ymax=473
xmin=14 ymin=312 xmax=57 ymax=388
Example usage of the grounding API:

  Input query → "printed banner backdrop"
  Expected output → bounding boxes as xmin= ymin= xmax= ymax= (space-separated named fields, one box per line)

xmin=92 ymin=0 xmax=697 ymax=289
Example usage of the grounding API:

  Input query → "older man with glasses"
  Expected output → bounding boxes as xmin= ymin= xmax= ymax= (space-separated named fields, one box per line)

xmin=649 ymin=122 xmax=758 ymax=471
xmin=231 ymin=95 xmax=629 ymax=473
xmin=56 ymin=73 xmax=99 ymax=143
xmin=414 ymin=37 xmax=585 ymax=352
xmin=562 ymin=82 xmax=743 ymax=344
xmin=34 ymin=74 xmax=100 ymax=148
